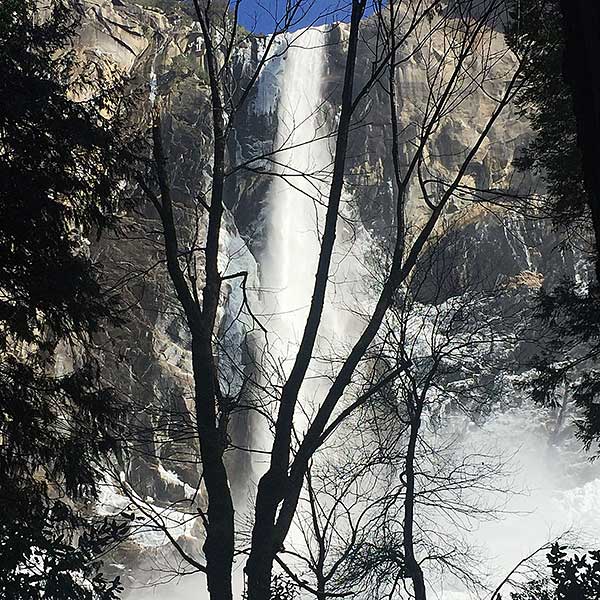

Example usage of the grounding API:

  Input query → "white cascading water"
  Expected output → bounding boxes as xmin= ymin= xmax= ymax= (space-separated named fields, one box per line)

xmin=257 ymin=25 xmax=332 ymax=411
xmin=256 ymin=25 xmax=365 ymax=452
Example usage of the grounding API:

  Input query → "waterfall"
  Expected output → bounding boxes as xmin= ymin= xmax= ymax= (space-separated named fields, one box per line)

xmin=259 ymin=26 xmax=332 ymax=383
xmin=257 ymin=26 xmax=366 ymax=446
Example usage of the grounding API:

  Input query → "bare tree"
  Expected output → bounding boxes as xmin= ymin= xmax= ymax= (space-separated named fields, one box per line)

xmin=123 ymin=0 xmax=529 ymax=598
xmin=270 ymin=241 xmax=520 ymax=600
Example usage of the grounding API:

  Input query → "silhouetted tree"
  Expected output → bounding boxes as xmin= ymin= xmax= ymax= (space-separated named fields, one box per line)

xmin=559 ymin=0 xmax=600 ymax=281
xmin=507 ymin=544 xmax=600 ymax=600
xmin=505 ymin=0 xmax=586 ymax=235
xmin=138 ymin=0 xmax=524 ymax=598
xmin=0 ymin=0 xmax=132 ymax=596
xmin=505 ymin=0 xmax=600 ymax=450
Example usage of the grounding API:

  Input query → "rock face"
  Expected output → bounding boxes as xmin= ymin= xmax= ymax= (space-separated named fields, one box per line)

xmin=72 ymin=0 xmax=590 ymax=589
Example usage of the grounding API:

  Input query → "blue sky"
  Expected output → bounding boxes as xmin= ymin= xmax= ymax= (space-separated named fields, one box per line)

xmin=234 ymin=0 xmax=376 ymax=34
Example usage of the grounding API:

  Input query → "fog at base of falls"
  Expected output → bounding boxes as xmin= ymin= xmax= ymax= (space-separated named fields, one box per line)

xmin=133 ymin=26 xmax=600 ymax=600
xmin=425 ymin=405 xmax=600 ymax=599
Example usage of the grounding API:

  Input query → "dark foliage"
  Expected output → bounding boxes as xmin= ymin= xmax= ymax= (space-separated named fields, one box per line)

xmin=504 ymin=0 xmax=600 ymax=449
xmin=0 ymin=0 xmax=131 ymax=596
xmin=527 ymin=282 xmax=600 ymax=448
xmin=558 ymin=0 xmax=600 ymax=282
xmin=508 ymin=543 xmax=600 ymax=600
xmin=0 ymin=0 xmax=128 ymax=345
xmin=269 ymin=575 xmax=299 ymax=600
xmin=0 ymin=495 xmax=129 ymax=600
xmin=505 ymin=0 xmax=587 ymax=227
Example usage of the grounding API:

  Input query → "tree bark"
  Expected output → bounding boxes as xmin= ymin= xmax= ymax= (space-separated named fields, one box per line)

xmin=403 ymin=409 xmax=427 ymax=600
xmin=193 ymin=338 xmax=235 ymax=600
xmin=188 ymin=5 xmax=235 ymax=599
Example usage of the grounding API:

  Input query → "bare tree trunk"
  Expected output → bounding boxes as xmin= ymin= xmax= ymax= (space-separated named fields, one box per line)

xmin=184 ymin=4 xmax=235 ymax=598
xmin=316 ymin=580 xmax=326 ymax=600
xmin=149 ymin=115 xmax=235 ymax=600
xmin=193 ymin=340 xmax=235 ymax=600
xmin=403 ymin=409 xmax=426 ymax=600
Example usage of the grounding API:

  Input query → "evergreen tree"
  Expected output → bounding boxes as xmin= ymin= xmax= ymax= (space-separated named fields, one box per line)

xmin=505 ymin=0 xmax=586 ymax=229
xmin=505 ymin=0 xmax=600 ymax=448
xmin=0 ymin=0 xmax=132 ymax=596
xmin=558 ymin=0 xmax=600 ymax=280
xmin=503 ymin=7 xmax=600 ymax=593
